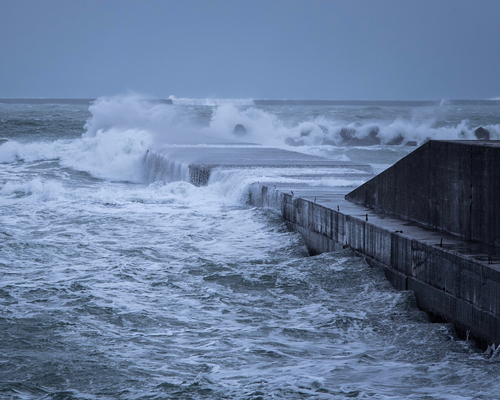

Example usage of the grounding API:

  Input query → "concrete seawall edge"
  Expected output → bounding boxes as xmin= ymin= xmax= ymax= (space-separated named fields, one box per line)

xmin=251 ymin=184 xmax=500 ymax=347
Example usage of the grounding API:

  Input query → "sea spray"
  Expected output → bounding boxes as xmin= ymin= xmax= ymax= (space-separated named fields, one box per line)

xmin=207 ymin=101 xmax=500 ymax=148
xmin=2 ymin=95 xmax=499 ymax=185
xmin=168 ymin=95 xmax=254 ymax=106
xmin=0 ymin=128 xmax=153 ymax=182
xmin=1 ymin=99 xmax=500 ymax=398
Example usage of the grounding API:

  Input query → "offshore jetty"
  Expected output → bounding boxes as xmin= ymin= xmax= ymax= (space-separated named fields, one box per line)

xmin=144 ymin=146 xmax=373 ymax=186
xmin=150 ymin=141 xmax=500 ymax=346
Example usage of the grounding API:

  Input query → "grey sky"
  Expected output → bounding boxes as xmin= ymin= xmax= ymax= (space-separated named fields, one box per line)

xmin=1 ymin=0 xmax=499 ymax=100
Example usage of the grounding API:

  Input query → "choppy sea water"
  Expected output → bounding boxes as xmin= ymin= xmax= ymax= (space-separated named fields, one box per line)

xmin=1 ymin=97 xmax=500 ymax=399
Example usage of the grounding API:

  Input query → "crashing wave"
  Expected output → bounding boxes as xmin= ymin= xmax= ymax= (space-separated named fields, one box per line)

xmin=167 ymin=95 xmax=254 ymax=106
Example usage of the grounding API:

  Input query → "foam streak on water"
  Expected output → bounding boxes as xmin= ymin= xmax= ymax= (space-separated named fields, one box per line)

xmin=1 ymin=98 xmax=500 ymax=399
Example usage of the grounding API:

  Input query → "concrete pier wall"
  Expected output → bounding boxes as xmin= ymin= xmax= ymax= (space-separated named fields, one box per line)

xmin=160 ymin=143 xmax=500 ymax=346
xmin=253 ymin=184 xmax=500 ymax=346
xmin=346 ymin=140 xmax=500 ymax=247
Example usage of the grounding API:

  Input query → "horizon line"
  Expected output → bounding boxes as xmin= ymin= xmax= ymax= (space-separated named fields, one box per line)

xmin=1 ymin=97 xmax=499 ymax=102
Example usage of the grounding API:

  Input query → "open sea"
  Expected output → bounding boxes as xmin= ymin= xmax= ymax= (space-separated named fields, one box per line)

xmin=1 ymin=96 xmax=500 ymax=399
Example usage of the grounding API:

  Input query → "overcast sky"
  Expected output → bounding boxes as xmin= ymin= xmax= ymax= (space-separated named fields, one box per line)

xmin=1 ymin=0 xmax=499 ymax=100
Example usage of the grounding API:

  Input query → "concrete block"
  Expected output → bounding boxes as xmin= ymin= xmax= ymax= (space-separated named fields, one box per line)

xmin=391 ymin=235 xmax=412 ymax=276
xmin=364 ymin=224 xmax=392 ymax=266
xmin=346 ymin=140 xmax=500 ymax=245
xmin=346 ymin=216 xmax=365 ymax=252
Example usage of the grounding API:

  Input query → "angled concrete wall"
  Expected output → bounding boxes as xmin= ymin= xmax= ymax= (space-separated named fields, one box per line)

xmin=346 ymin=140 xmax=500 ymax=247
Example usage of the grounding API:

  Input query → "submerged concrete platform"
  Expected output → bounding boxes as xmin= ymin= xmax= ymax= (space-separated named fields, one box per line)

xmin=145 ymin=146 xmax=373 ymax=185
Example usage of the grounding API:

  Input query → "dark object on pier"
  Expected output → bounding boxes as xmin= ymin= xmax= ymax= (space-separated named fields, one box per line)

xmin=474 ymin=127 xmax=490 ymax=140
xmin=233 ymin=124 xmax=247 ymax=136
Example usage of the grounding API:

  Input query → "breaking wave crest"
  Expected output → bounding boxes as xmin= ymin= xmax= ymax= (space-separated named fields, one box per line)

xmin=208 ymin=104 xmax=500 ymax=148
xmin=168 ymin=95 xmax=254 ymax=106
xmin=1 ymin=94 xmax=499 ymax=186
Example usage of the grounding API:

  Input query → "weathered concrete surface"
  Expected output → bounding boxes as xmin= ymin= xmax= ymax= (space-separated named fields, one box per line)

xmin=152 ymin=143 xmax=500 ymax=346
xmin=252 ymin=182 xmax=500 ymax=346
xmin=346 ymin=140 xmax=500 ymax=247
xmin=146 ymin=146 xmax=372 ymax=186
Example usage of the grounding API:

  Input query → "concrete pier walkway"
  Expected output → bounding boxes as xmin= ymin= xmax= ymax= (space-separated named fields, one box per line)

xmin=250 ymin=141 xmax=500 ymax=346
xmin=253 ymin=182 xmax=500 ymax=346
xmin=151 ymin=143 xmax=500 ymax=346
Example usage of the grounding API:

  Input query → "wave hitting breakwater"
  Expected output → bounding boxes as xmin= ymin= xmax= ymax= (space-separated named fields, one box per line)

xmin=1 ymin=96 xmax=500 ymax=399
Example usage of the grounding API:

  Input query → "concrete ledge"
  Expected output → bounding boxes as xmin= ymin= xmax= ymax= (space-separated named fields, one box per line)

xmin=253 ymin=184 xmax=500 ymax=346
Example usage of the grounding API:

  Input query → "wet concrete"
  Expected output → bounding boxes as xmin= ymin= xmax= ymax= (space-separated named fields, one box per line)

xmin=251 ymin=182 xmax=500 ymax=346
xmin=158 ymin=144 xmax=500 ymax=346
xmin=147 ymin=145 xmax=372 ymax=185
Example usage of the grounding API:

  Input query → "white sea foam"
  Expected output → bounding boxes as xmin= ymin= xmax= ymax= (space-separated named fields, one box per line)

xmin=168 ymin=95 xmax=254 ymax=106
xmin=2 ymin=99 xmax=500 ymax=398
xmin=0 ymin=177 xmax=65 ymax=201
xmin=206 ymin=102 xmax=500 ymax=148
xmin=0 ymin=128 xmax=152 ymax=182
xmin=1 ymin=94 xmax=497 ymax=189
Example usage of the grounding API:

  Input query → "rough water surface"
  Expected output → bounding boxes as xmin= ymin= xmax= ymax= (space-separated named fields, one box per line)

xmin=1 ymin=98 xmax=500 ymax=399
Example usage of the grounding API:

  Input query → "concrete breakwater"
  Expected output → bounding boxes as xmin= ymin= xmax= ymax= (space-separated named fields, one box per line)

xmin=152 ymin=143 xmax=500 ymax=346
xmin=144 ymin=146 xmax=372 ymax=186
xmin=346 ymin=140 xmax=500 ymax=247
xmin=251 ymin=183 xmax=500 ymax=347
xmin=250 ymin=141 xmax=500 ymax=346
